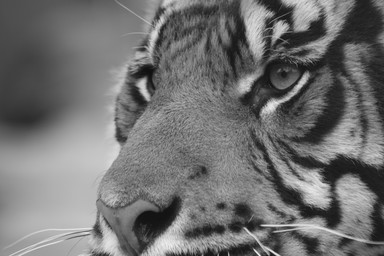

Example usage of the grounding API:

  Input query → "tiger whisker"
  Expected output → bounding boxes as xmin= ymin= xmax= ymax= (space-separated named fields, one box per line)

xmin=265 ymin=247 xmax=282 ymax=256
xmin=262 ymin=224 xmax=384 ymax=245
xmin=66 ymin=236 xmax=86 ymax=256
xmin=12 ymin=235 xmax=89 ymax=256
xmin=243 ymin=228 xmax=270 ymax=256
xmin=252 ymin=247 xmax=262 ymax=256
xmin=263 ymin=35 xmax=290 ymax=45
xmin=271 ymin=227 xmax=306 ymax=233
xmin=268 ymin=11 xmax=294 ymax=25
xmin=8 ymin=231 xmax=91 ymax=256
xmin=4 ymin=228 xmax=92 ymax=250
xmin=114 ymin=0 xmax=151 ymax=25
xmin=120 ymin=32 xmax=149 ymax=38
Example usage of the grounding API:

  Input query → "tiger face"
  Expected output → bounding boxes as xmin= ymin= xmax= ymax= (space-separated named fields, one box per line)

xmin=88 ymin=0 xmax=384 ymax=255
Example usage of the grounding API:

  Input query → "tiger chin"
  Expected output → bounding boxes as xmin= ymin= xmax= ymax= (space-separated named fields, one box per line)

xmin=86 ymin=0 xmax=384 ymax=256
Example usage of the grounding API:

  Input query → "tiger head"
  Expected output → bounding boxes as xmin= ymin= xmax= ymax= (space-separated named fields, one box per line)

xmin=87 ymin=0 xmax=384 ymax=255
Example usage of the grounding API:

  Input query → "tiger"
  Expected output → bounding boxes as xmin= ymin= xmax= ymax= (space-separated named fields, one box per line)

xmin=87 ymin=0 xmax=384 ymax=255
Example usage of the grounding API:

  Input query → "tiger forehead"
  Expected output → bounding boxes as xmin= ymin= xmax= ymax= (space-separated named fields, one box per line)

xmin=146 ymin=0 xmax=330 ymax=63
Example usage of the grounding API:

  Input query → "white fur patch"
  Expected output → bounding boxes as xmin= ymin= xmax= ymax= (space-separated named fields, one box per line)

xmin=237 ymin=71 xmax=264 ymax=95
xmin=99 ymin=217 xmax=125 ymax=256
xmin=136 ymin=77 xmax=151 ymax=102
xmin=281 ymin=0 xmax=321 ymax=31
xmin=272 ymin=21 xmax=290 ymax=46
xmin=241 ymin=0 xmax=274 ymax=62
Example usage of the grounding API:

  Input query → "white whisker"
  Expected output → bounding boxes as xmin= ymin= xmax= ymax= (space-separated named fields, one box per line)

xmin=265 ymin=247 xmax=281 ymax=256
xmin=262 ymin=224 xmax=384 ymax=245
xmin=263 ymin=35 xmax=290 ymax=45
xmin=120 ymin=32 xmax=149 ymax=38
xmin=8 ymin=231 xmax=90 ymax=256
xmin=13 ymin=235 xmax=87 ymax=256
xmin=243 ymin=228 xmax=270 ymax=256
xmin=14 ymin=240 xmax=64 ymax=256
xmin=114 ymin=0 xmax=151 ymax=25
xmin=271 ymin=228 xmax=307 ymax=233
xmin=252 ymin=247 xmax=262 ymax=256
xmin=4 ymin=228 xmax=92 ymax=250
xmin=66 ymin=236 xmax=86 ymax=256
xmin=268 ymin=11 xmax=294 ymax=25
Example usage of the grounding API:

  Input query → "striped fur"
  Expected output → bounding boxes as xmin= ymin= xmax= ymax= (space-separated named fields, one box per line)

xmin=89 ymin=0 xmax=384 ymax=255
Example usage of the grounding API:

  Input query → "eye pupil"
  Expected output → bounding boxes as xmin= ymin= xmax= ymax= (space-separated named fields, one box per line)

xmin=279 ymin=69 xmax=289 ymax=78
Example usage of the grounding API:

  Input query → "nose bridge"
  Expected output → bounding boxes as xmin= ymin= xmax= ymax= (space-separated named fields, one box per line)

xmin=99 ymin=104 xmax=222 ymax=209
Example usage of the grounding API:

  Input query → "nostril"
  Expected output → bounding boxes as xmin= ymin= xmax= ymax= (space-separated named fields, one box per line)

xmin=97 ymin=199 xmax=160 ymax=256
xmin=97 ymin=198 xmax=180 ymax=255
xmin=133 ymin=198 xmax=181 ymax=249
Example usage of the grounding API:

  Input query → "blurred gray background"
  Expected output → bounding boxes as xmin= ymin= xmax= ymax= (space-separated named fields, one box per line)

xmin=0 ymin=1 xmax=146 ymax=255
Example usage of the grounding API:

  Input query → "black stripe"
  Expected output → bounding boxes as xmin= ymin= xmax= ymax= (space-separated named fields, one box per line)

xmin=219 ymin=1 xmax=248 ymax=78
xmin=279 ymin=75 xmax=315 ymax=113
xmin=169 ymin=35 xmax=204 ymax=60
xmin=250 ymin=131 xmax=330 ymax=218
xmin=250 ymin=131 xmax=344 ymax=226
xmin=152 ymin=7 xmax=167 ymax=26
xmin=343 ymin=73 xmax=368 ymax=154
xmin=338 ymin=0 xmax=383 ymax=44
xmin=325 ymin=0 xmax=384 ymax=138
xmin=324 ymin=157 xmax=384 ymax=207
xmin=296 ymin=75 xmax=345 ymax=143
xmin=292 ymin=233 xmax=320 ymax=255
xmin=163 ymin=21 xmax=209 ymax=51
xmin=258 ymin=0 xmax=294 ymax=27
xmin=279 ymin=13 xmax=326 ymax=49
xmin=91 ymin=252 xmax=113 ymax=256
xmin=269 ymin=137 xmax=304 ymax=180
xmin=153 ymin=5 xmax=219 ymax=56
xmin=129 ymin=64 xmax=154 ymax=80
xmin=371 ymin=202 xmax=384 ymax=242
xmin=322 ymin=156 xmax=384 ymax=228
xmin=333 ymin=0 xmax=384 ymax=157
xmin=278 ymin=140 xmax=326 ymax=170
xmin=204 ymin=26 xmax=212 ymax=53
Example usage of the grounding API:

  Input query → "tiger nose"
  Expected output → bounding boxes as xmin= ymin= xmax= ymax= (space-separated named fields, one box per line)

xmin=97 ymin=199 xmax=160 ymax=256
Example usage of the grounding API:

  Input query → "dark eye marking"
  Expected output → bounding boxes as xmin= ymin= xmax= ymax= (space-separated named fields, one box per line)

xmin=129 ymin=63 xmax=154 ymax=80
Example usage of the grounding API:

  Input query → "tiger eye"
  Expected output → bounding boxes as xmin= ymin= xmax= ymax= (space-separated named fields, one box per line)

xmin=269 ymin=63 xmax=303 ymax=91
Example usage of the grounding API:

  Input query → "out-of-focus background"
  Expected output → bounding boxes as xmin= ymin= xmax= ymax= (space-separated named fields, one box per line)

xmin=0 ymin=1 xmax=146 ymax=255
